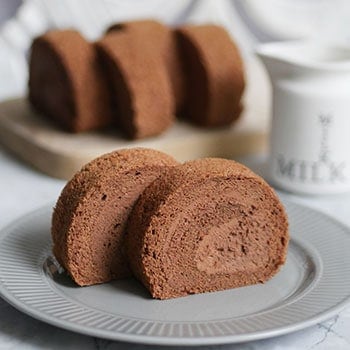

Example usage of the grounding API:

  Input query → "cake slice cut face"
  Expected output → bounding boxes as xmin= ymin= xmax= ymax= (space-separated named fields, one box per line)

xmin=126 ymin=158 xmax=289 ymax=299
xmin=51 ymin=148 xmax=179 ymax=286
xmin=106 ymin=20 xmax=185 ymax=114
xmin=29 ymin=30 xmax=112 ymax=132
xmin=176 ymin=25 xmax=245 ymax=127
xmin=96 ymin=27 xmax=175 ymax=139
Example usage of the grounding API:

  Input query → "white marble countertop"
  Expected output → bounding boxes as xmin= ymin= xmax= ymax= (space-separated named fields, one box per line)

xmin=1 ymin=146 xmax=350 ymax=350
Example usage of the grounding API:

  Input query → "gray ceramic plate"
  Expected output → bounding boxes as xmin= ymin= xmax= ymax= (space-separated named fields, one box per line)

xmin=1 ymin=198 xmax=350 ymax=346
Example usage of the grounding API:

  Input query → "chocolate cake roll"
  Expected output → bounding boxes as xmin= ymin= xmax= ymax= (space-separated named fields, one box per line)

xmin=176 ymin=25 xmax=245 ymax=127
xmin=126 ymin=158 xmax=289 ymax=299
xmin=52 ymin=148 xmax=179 ymax=286
xmin=29 ymin=30 xmax=112 ymax=132
xmin=96 ymin=28 xmax=175 ymax=139
xmin=107 ymin=20 xmax=185 ymax=112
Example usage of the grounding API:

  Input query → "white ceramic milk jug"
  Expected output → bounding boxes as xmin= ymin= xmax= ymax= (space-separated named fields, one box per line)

xmin=256 ymin=41 xmax=350 ymax=194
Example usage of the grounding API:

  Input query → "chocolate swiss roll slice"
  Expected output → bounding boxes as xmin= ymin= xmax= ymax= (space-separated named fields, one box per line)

xmin=107 ymin=20 xmax=185 ymax=113
xmin=176 ymin=25 xmax=245 ymax=127
xmin=52 ymin=148 xmax=179 ymax=286
xmin=96 ymin=26 xmax=175 ymax=139
xmin=29 ymin=30 xmax=112 ymax=132
xmin=126 ymin=158 xmax=289 ymax=299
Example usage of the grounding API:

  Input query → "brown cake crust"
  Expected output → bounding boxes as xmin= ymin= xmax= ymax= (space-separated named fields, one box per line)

xmin=176 ymin=25 xmax=245 ymax=127
xmin=126 ymin=158 xmax=289 ymax=299
xmin=28 ymin=30 xmax=112 ymax=132
xmin=51 ymin=148 xmax=179 ymax=286
xmin=96 ymin=26 xmax=175 ymax=139
xmin=107 ymin=20 xmax=185 ymax=113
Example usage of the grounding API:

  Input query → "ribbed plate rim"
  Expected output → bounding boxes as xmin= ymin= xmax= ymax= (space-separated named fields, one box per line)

xmin=1 ymin=198 xmax=350 ymax=346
